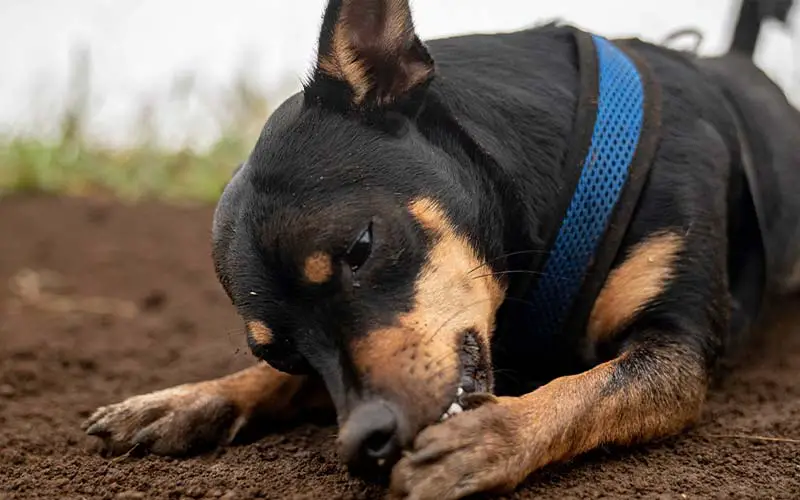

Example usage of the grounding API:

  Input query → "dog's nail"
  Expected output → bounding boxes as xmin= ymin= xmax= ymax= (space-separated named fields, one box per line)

xmin=85 ymin=423 xmax=106 ymax=436
xmin=225 ymin=414 xmax=249 ymax=445
xmin=409 ymin=447 xmax=448 ymax=465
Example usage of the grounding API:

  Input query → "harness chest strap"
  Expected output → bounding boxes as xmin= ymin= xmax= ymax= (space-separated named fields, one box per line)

xmin=523 ymin=28 xmax=663 ymax=343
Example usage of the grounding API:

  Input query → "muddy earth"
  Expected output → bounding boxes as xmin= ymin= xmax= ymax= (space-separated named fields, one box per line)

xmin=0 ymin=196 xmax=798 ymax=499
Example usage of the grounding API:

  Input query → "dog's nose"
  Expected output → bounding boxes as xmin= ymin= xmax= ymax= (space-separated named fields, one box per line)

xmin=337 ymin=399 xmax=402 ymax=473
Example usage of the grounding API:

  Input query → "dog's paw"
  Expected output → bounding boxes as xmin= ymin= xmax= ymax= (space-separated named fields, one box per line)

xmin=389 ymin=399 xmax=529 ymax=500
xmin=81 ymin=383 xmax=245 ymax=456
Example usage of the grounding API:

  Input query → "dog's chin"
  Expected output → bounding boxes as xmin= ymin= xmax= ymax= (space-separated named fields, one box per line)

xmin=436 ymin=329 xmax=494 ymax=423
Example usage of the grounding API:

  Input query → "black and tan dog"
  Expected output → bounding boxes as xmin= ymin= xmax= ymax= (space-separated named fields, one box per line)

xmin=83 ymin=1 xmax=800 ymax=498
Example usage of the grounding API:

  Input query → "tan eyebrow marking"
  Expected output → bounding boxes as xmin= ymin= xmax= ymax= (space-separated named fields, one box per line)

xmin=303 ymin=251 xmax=334 ymax=284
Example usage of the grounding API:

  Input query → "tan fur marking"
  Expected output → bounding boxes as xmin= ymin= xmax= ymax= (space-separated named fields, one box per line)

xmin=246 ymin=320 xmax=273 ymax=345
xmin=82 ymin=364 xmax=332 ymax=455
xmin=330 ymin=22 xmax=371 ymax=104
xmin=213 ymin=363 xmax=330 ymax=420
xmin=303 ymin=251 xmax=333 ymax=284
xmin=317 ymin=0 xmax=430 ymax=106
xmin=318 ymin=55 xmax=344 ymax=80
xmin=351 ymin=197 xmax=504 ymax=423
xmin=588 ymin=232 xmax=684 ymax=342
xmin=384 ymin=0 xmax=410 ymax=42
xmin=516 ymin=345 xmax=705 ymax=470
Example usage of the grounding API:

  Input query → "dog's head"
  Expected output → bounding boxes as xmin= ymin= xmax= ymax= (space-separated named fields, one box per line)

xmin=212 ymin=0 xmax=506 ymax=474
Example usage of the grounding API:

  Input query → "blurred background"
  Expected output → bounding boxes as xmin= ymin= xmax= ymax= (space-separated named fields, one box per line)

xmin=2 ymin=3 xmax=800 ymax=497
xmin=0 ymin=0 xmax=798 ymax=202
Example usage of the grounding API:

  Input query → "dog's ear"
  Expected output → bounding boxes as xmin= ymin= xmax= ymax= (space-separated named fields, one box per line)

xmin=309 ymin=0 xmax=434 ymax=109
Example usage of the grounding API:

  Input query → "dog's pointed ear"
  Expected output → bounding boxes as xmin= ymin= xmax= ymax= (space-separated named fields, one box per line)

xmin=311 ymin=0 xmax=434 ymax=109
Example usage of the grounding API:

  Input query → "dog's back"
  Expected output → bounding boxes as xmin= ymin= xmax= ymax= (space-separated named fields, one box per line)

xmin=699 ymin=53 xmax=800 ymax=294
xmin=426 ymin=22 xmax=800 ymax=299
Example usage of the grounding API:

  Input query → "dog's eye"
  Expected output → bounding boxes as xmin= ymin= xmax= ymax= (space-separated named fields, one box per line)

xmin=345 ymin=222 xmax=373 ymax=272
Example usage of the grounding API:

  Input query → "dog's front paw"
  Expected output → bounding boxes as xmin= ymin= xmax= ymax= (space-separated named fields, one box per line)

xmin=81 ymin=383 xmax=244 ymax=456
xmin=389 ymin=399 xmax=529 ymax=500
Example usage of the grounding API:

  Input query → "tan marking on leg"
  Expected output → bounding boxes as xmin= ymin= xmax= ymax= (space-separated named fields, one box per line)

xmin=212 ymin=363 xmax=305 ymax=418
xmin=246 ymin=320 xmax=273 ymax=345
xmin=213 ymin=365 xmax=332 ymax=444
xmin=389 ymin=341 xmax=707 ymax=497
xmin=512 ymin=342 xmax=705 ymax=471
xmin=350 ymin=197 xmax=504 ymax=425
xmin=303 ymin=251 xmax=333 ymax=284
xmin=588 ymin=232 xmax=684 ymax=342
xmin=82 ymin=363 xmax=331 ymax=456
xmin=208 ymin=364 xmax=332 ymax=425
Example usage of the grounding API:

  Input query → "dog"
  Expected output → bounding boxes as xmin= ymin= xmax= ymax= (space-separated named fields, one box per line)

xmin=82 ymin=1 xmax=800 ymax=498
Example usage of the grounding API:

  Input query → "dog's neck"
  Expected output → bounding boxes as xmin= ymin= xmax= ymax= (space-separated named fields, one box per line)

xmin=420 ymin=55 xmax=582 ymax=293
xmin=415 ymin=28 xmax=592 ymax=390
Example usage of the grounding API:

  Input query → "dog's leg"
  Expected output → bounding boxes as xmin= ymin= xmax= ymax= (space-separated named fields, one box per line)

xmin=390 ymin=336 xmax=708 ymax=498
xmin=82 ymin=363 xmax=330 ymax=456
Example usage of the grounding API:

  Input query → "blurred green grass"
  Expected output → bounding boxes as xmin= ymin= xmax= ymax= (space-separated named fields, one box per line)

xmin=0 ymin=134 xmax=251 ymax=204
xmin=0 ymin=48 xmax=274 ymax=205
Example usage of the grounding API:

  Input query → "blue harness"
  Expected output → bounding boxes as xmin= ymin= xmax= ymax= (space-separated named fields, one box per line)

xmin=523 ymin=32 xmax=660 ymax=340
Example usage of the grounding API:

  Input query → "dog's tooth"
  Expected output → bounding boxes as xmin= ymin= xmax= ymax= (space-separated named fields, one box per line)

xmin=456 ymin=387 xmax=464 ymax=396
xmin=446 ymin=402 xmax=463 ymax=416
xmin=439 ymin=401 xmax=464 ymax=422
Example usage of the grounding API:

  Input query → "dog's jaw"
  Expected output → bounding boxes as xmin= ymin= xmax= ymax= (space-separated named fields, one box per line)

xmin=438 ymin=329 xmax=494 ymax=422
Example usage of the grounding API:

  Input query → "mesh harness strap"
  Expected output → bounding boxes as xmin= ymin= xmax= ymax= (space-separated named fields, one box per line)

xmin=522 ymin=29 xmax=663 ymax=342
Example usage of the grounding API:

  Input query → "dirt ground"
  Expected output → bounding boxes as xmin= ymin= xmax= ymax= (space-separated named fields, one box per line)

xmin=0 ymin=195 xmax=798 ymax=499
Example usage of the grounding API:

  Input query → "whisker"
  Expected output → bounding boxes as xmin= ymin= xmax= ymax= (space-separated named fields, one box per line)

xmin=419 ymin=336 xmax=532 ymax=392
xmin=420 ymin=349 xmax=463 ymax=382
xmin=417 ymin=295 xmax=548 ymax=384
xmin=490 ymin=368 xmax=517 ymax=376
xmin=223 ymin=327 xmax=245 ymax=340
xmin=491 ymin=368 xmax=526 ymax=385
xmin=470 ymin=269 xmax=567 ymax=281
xmin=221 ymin=327 xmax=251 ymax=358
xmin=424 ymin=265 xmax=555 ymax=345
xmin=423 ymin=297 xmax=499 ymax=345
xmin=467 ymin=248 xmax=553 ymax=275
xmin=422 ymin=303 xmax=542 ymax=372
xmin=500 ymin=295 xmax=540 ymax=309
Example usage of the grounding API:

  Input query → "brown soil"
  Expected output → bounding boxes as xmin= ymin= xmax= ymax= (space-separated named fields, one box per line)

xmin=0 ymin=195 xmax=798 ymax=500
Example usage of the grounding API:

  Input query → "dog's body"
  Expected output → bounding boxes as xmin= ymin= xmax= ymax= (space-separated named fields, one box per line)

xmin=83 ymin=2 xmax=800 ymax=498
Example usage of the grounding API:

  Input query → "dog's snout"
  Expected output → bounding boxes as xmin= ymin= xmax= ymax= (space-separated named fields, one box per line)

xmin=337 ymin=399 xmax=404 ymax=473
